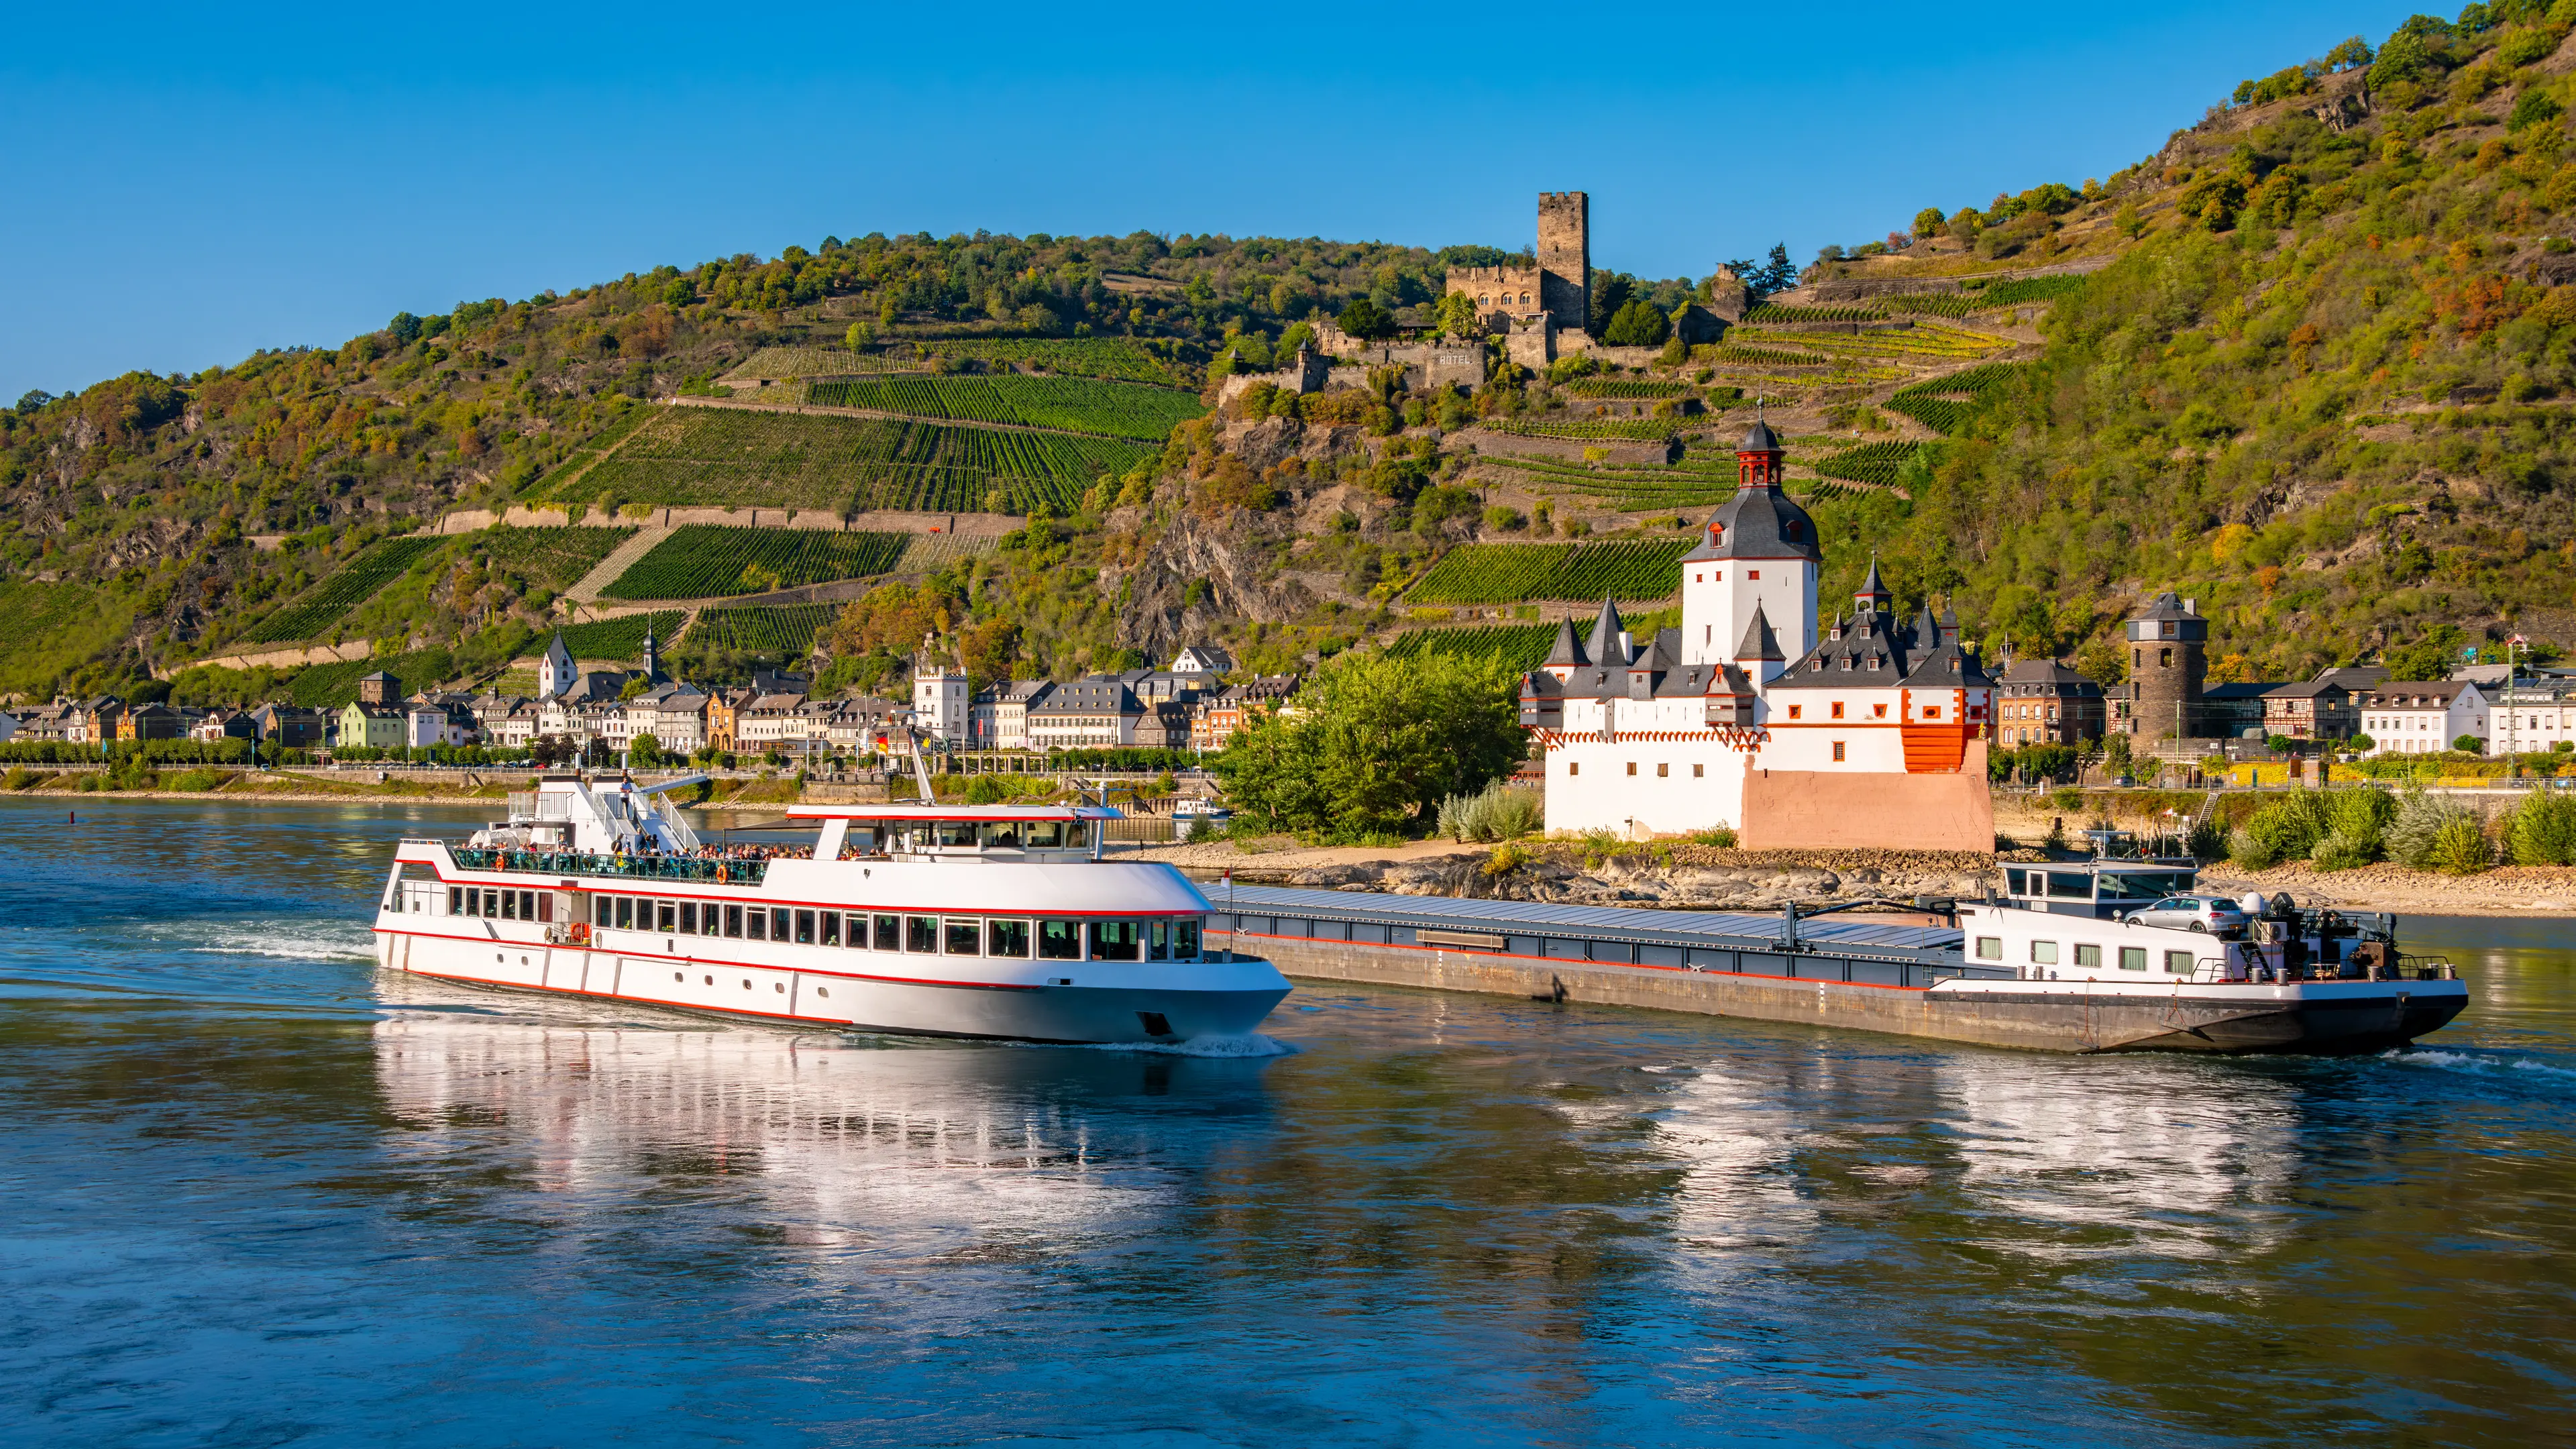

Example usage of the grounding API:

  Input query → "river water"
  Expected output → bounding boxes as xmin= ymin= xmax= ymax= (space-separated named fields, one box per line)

xmin=2 ymin=799 xmax=2571 ymax=1447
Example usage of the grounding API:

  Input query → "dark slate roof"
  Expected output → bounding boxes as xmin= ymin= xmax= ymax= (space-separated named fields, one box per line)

xmin=1772 ymin=600 xmax=1990 ymax=691
xmin=1855 ymin=556 xmax=1890 ymax=606
xmin=2262 ymin=680 xmax=2350 ymax=700
xmin=1738 ymin=419 xmax=1780 ymax=452
xmin=1543 ymin=618 xmax=1588 ymax=669
xmin=1680 ymin=474 xmax=1822 ymax=564
xmin=2129 ymin=591 xmax=2198 ymax=623
xmin=2200 ymin=682 xmax=2283 ymax=702
xmin=1733 ymin=602 xmax=1783 ymax=661
xmin=1997 ymin=659 xmax=2101 ymax=694
xmin=1583 ymin=598 xmax=1629 ymax=665
xmin=1028 ymin=676 xmax=1142 ymax=714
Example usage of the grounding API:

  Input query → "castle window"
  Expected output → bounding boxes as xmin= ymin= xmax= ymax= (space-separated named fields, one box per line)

xmin=1925 ymin=706 xmax=1943 ymax=719
xmin=1831 ymin=741 xmax=1845 ymax=762
xmin=2159 ymin=647 xmax=2173 ymax=667
xmin=1831 ymin=702 xmax=1845 ymax=719
xmin=1568 ymin=762 xmax=1578 ymax=776
xmin=1626 ymin=762 xmax=1637 ymax=775
xmin=1748 ymin=570 xmax=1761 ymax=580
xmin=1479 ymin=294 xmax=1491 ymax=306
xmin=1693 ymin=763 xmax=1704 ymax=777
xmin=1873 ymin=704 xmax=1886 ymax=718
xmin=1788 ymin=706 xmax=1802 ymax=720
xmin=1656 ymin=763 xmax=1668 ymax=777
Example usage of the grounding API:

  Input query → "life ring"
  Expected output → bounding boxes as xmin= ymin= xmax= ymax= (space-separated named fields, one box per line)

xmin=716 ymin=863 xmax=730 ymax=884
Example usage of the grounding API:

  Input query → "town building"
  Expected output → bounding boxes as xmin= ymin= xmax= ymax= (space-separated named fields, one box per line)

xmin=339 ymin=700 xmax=408 ymax=749
xmin=1169 ymin=644 xmax=1236 ymax=680
xmin=2486 ymin=675 xmax=2576 ymax=754
xmin=912 ymin=644 xmax=970 ymax=747
xmin=250 ymin=704 xmax=325 ymax=749
xmin=1517 ymin=423 xmax=1994 ymax=847
xmin=2357 ymin=681 xmax=2491 ymax=755
xmin=1191 ymin=676 xmax=1297 ymax=751
xmin=119 ymin=702 xmax=186 ymax=741
xmin=969 ymin=680 xmax=1052 ymax=750
xmin=1993 ymin=659 xmax=2103 ymax=747
xmin=2258 ymin=680 xmax=2360 ymax=741
xmin=1026 ymin=676 xmax=1144 ymax=749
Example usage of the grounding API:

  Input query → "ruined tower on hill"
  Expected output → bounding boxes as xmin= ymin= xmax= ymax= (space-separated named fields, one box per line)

xmin=1536 ymin=191 xmax=1589 ymax=333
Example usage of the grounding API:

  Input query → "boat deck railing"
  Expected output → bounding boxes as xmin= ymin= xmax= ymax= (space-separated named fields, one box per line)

xmin=447 ymin=845 xmax=782 ymax=885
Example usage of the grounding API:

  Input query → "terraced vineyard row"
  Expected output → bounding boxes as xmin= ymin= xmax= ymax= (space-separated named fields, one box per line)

xmin=690 ymin=604 xmax=841 ymax=656
xmin=602 ymin=527 xmax=911 ymax=600
xmin=723 ymin=347 xmax=916 ymax=381
xmin=557 ymin=409 xmax=1150 ymax=515
xmin=1741 ymin=304 xmax=1885 ymax=324
xmin=1486 ymin=418 xmax=1674 ymax=443
xmin=459 ymin=525 xmax=639 ymax=589
xmin=1811 ymin=441 xmax=1930 ymax=487
xmin=1561 ymin=378 xmax=1687 ymax=399
xmin=905 ymin=338 xmax=1180 ymax=385
xmin=241 ymin=535 xmax=445 ymax=643
xmin=1407 ymin=540 xmax=1691 ymax=605
xmin=555 ymin=611 xmax=687 ymax=661
xmin=1888 ymin=364 xmax=2027 ymax=435
xmin=1383 ymin=624 xmax=1561 ymax=672
xmin=805 ymin=374 xmax=1205 ymax=441
xmin=286 ymin=647 xmax=458 ymax=709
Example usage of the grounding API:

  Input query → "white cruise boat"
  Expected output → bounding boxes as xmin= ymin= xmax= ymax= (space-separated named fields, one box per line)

xmin=370 ymin=773 xmax=1293 ymax=1043
xmin=1934 ymin=855 xmax=2468 ymax=1053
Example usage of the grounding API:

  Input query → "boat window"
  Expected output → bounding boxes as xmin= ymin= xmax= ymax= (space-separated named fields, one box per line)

xmin=1975 ymin=936 xmax=2002 ymax=960
xmin=2045 ymin=872 xmax=2094 ymax=901
xmin=1023 ymin=821 xmax=1067 ymax=849
xmin=873 ymin=914 xmax=901 ymax=951
xmin=978 ymin=822 xmax=1025 ymax=849
xmin=2120 ymin=947 xmax=2147 ymax=971
xmin=657 ymin=901 xmax=677 ymax=933
xmin=615 ymin=897 xmax=633 ymax=930
xmin=770 ymin=908 xmax=791 ymax=942
xmin=448 ymin=888 xmax=464 ymax=916
xmin=1175 ymin=919 xmax=1201 ymax=959
xmin=2003 ymin=869 xmax=2027 ymax=895
xmin=1037 ymin=920 xmax=1081 ymax=961
xmin=945 ymin=918 xmax=982 ymax=955
xmin=2099 ymin=871 xmax=2194 ymax=900
xmin=2075 ymin=945 xmax=2101 ymax=969
xmin=746 ymin=908 xmax=766 ymax=941
xmin=820 ymin=910 xmax=840 ymax=947
xmin=686 ymin=902 xmax=704 ymax=934
xmin=934 ymin=822 xmax=977 ymax=848
xmin=2164 ymin=951 xmax=2194 ymax=975
xmin=595 ymin=897 xmax=612 ymax=929
xmin=1065 ymin=820 xmax=1090 ymax=850
xmin=988 ymin=918 xmax=1032 ymax=957
xmin=2031 ymin=941 xmax=2059 ymax=965
xmin=1148 ymin=922 xmax=1172 ymax=961
xmin=523 ymin=891 xmax=539 ymax=921
xmin=500 ymin=890 xmax=517 ymax=920
xmin=1089 ymin=920 xmax=1142 ymax=961
xmin=726 ymin=904 xmax=743 ymax=938
xmin=795 ymin=910 xmax=816 ymax=945
xmin=906 ymin=915 xmax=939 ymax=953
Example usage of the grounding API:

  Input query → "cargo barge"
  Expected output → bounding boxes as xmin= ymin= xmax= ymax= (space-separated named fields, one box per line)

xmin=1203 ymin=853 xmax=2464 ymax=1054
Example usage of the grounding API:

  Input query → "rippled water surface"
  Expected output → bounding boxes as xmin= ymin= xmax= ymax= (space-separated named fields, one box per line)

xmin=3 ymin=798 xmax=2573 ymax=1446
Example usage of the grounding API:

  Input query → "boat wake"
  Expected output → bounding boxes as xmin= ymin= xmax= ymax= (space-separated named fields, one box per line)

xmin=162 ymin=921 xmax=378 ymax=963
xmin=1074 ymin=1033 xmax=1300 ymax=1059
xmin=2381 ymin=1046 xmax=2576 ymax=1080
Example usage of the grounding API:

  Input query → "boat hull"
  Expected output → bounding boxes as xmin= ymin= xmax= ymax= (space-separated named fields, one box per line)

xmin=377 ymin=930 xmax=1291 ymax=1044
xmin=1920 ymin=982 xmax=2471 ymax=1055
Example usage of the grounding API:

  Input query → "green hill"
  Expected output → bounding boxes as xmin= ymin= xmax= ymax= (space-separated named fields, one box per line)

xmin=9 ymin=3 xmax=2574 ymax=702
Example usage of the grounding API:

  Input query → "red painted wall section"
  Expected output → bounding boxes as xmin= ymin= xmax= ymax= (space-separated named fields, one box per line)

xmin=1739 ymin=740 xmax=1993 ymax=852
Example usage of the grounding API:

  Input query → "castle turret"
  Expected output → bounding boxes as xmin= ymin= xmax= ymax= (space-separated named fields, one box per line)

xmin=1854 ymin=556 xmax=1892 ymax=614
xmin=2120 ymin=592 xmax=2208 ymax=740
xmin=1679 ymin=418 xmax=1821 ymax=669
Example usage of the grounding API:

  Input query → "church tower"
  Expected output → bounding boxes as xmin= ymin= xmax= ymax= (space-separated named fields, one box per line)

xmin=539 ymin=631 xmax=576 ymax=700
xmin=1678 ymin=417 xmax=1821 ymax=671
xmin=641 ymin=621 xmax=660 ymax=682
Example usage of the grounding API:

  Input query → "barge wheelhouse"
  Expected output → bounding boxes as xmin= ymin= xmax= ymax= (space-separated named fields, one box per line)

xmin=371 ymin=773 xmax=1292 ymax=1044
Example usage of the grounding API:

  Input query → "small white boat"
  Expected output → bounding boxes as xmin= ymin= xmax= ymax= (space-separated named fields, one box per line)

xmin=370 ymin=773 xmax=1292 ymax=1043
xmin=1171 ymin=797 xmax=1231 ymax=841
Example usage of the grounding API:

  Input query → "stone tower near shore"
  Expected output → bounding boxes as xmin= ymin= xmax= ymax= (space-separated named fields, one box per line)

xmin=2118 ymin=592 xmax=2209 ymax=740
xmin=1537 ymin=192 xmax=1590 ymax=333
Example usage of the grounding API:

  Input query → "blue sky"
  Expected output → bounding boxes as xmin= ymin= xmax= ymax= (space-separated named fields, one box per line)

xmin=1 ymin=1 xmax=2423 ymax=400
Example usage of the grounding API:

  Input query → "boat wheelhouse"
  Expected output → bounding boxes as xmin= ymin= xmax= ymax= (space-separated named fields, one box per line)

xmin=1939 ymin=855 xmax=2465 ymax=1052
xmin=372 ymin=774 xmax=1291 ymax=1043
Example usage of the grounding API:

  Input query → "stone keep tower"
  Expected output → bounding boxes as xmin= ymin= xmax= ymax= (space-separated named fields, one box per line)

xmin=2121 ymin=592 xmax=2208 ymax=739
xmin=1537 ymin=191 xmax=1590 ymax=333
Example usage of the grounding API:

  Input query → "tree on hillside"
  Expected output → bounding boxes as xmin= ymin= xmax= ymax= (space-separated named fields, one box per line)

xmin=1718 ymin=244 xmax=1799 ymax=301
xmin=1912 ymin=207 xmax=1947 ymax=238
xmin=1337 ymin=297 xmax=1398 ymax=341
xmin=1215 ymin=651 xmax=1523 ymax=843
xmin=1432 ymin=292 xmax=1481 ymax=338
xmin=1602 ymin=298 xmax=1671 ymax=347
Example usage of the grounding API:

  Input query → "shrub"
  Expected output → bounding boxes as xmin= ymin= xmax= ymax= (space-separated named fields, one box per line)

xmin=1688 ymin=826 xmax=1739 ymax=847
xmin=2 ymin=766 xmax=32 ymax=791
xmin=2429 ymin=816 xmax=2496 ymax=875
xmin=2509 ymin=790 xmax=2576 ymax=865
xmin=2387 ymin=787 xmax=2474 ymax=868
xmin=2310 ymin=787 xmax=2396 ymax=868
xmin=1436 ymin=779 xmax=1546 ymax=842
xmin=2231 ymin=790 xmax=2334 ymax=867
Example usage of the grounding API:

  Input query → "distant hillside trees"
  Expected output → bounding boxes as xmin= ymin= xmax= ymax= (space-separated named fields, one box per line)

xmin=1215 ymin=652 xmax=1523 ymax=843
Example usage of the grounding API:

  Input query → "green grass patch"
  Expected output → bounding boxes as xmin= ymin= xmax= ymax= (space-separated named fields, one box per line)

xmin=0 ymin=580 xmax=136 ymax=694
xmin=450 ymin=525 xmax=639 ymax=590
xmin=1384 ymin=624 xmax=1562 ymax=672
xmin=690 ymin=604 xmax=841 ymax=656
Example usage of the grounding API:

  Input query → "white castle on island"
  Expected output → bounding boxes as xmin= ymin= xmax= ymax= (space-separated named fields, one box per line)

xmin=1518 ymin=420 xmax=1998 ymax=849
